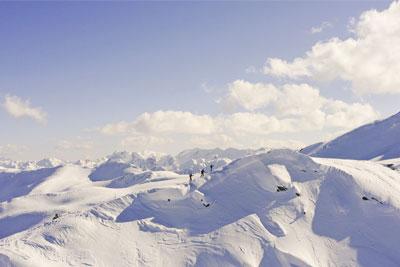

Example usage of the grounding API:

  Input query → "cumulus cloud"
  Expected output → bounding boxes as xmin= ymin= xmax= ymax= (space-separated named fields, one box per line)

xmin=264 ymin=1 xmax=400 ymax=95
xmin=133 ymin=111 xmax=217 ymax=135
xmin=310 ymin=21 xmax=332 ymax=34
xmin=324 ymin=100 xmax=378 ymax=129
xmin=221 ymin=112 xmax=295 ymax=134
xmin=100 ymin=121 xmax=131 ymax=135
xmin=100 ymin=111 xmax=217 ymax=136
xmin=222 ymin=80 xmax=378 ymax=129
xmin=2 ymin=95 xmax=47 ymax=124
xmin=98 ymin=81 xmax=378 ymax=152
xmin=99 ymin=110 xmax=296 ymax=137
xmin=98 ymin=110 xmax=298 ymax=152
xmin=275 ymin=84 xmax=325 ymax=116
xmin=223 ymin=80 xmax=279 ymax=111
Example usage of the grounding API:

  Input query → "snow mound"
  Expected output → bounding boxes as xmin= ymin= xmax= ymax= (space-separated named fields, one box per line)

xmin=89 ymin=161 xmax=134 ymax=181
xmin=107 ymin=171 xmax=180 ymax=188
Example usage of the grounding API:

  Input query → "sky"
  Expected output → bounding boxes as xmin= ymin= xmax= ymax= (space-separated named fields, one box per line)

xmin=1 ymin=0 xmax=399 ymax=161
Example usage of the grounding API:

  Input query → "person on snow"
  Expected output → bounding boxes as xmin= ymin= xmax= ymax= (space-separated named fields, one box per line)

xmin=52 ymin=213 xmax=59 ymax=221
xmin=210 ymin=164 xmax=214 ymax=172
xmin=189 ymin=173 xmax=193 ymax=182
xmin=200 ymin=169 xmax=205 ymax=177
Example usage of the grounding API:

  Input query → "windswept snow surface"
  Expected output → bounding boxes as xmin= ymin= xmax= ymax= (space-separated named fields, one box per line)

xmin=302 ymin=112 xmax=400 ymax=160
xmin=1 ymin=150 xmax=400 ymax=266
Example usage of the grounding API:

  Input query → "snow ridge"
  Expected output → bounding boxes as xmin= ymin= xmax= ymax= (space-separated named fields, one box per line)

xmin=1 ymin=149 xmax=400 ymax=266
xmin=302 ymin=111 xmax=400 ymax=160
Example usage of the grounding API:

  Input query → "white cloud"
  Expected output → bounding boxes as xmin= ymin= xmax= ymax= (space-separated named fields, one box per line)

xmin=133 ymin=111 xmax=217 ymax=135
xmin=275 ymin=84 xmax=324 ymax=116
xmin=324 ymin=100 xmax=378 ymax=129
xmin=310 ymin=21 xmax=332 ymax=34
xmin=264 ymin=1 xmax=400 ymax=95
xmin=2 ymin=95 xmax=47 ymax=124
xmin=221 ymin=112 xmax=294 ymax=135
xmin=100 ymin=121 xmax=131 ymax=135
xmin=221 ymin=80 xmax=378 ymax=130
xmin=100 ymin=111 xmax=296 ymax=137
xmin=223 ymin=80 xmax=279 ymax=111
xmin=98 ymin=82 xmax=378 ymax=152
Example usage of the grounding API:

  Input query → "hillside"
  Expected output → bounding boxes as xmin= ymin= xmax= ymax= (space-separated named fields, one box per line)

xmin=1 ymin=149 xmax=400 ymax=266
xmin=302 ymin=112 xmax=400 ymax=160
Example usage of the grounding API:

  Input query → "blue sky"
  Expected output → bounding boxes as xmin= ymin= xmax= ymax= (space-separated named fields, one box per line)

xmin=1 ymin=1 xmax=399 ymax=160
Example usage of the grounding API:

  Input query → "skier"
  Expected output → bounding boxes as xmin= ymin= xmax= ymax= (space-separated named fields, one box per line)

xmin=200 ymin=169 xmax=205 ymax=177
xmin=52 ymin=213 xmax=59 ymax=221
xmin=189 ymin=173 xmax=193 ymax=182
xmin=210 ymin=164 xmax=214 ymax=172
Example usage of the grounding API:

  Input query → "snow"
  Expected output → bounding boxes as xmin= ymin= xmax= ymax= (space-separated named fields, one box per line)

xmin=0 ymin=148 xmax=267 ymax=177
xmin=0 ymin=158 xmax=64 ymax=173
xmin=36 ymin=158 xmax=64 ymax=169
xmin=378 ymin=158 xmax=400 ymax=172
xmin=302 ymin=112 xmax=400 ymax=160
xmin=86 ymin=148 xmax=266 ymax=182
xmin=1 ymin=149 xmax=400 ymax=266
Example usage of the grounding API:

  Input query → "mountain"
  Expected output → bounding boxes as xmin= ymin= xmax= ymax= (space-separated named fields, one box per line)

xmin=174 ymin=147 xmax=258 ymax=174
xmin=302 ymin=111 xmax=400 ymax=160
xmin=1 ymin=149 xmax=400 ymax=266
xmin=73 ymin=159 xmax=99 ymax=169
xmin=0 ymin=148 xmax=269 ymax=176
xmin=88 ymin=148 xmax=266 ymax=181
xmin=88 ymin=151 xmax=176 ymax=181
xmin=0 ymin=158 xmax=64 ymax=172
xmin=36 ymin=158 xmax=64 ymax=169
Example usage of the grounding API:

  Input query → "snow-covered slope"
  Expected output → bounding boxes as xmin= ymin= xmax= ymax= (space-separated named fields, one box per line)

xmin=378 ymin=158 xmax=400 ymax=172
xmin=1 ymin=149 xmax=400 ymax=266
xmin=302 ymin=111 xmax=400 ymax=160
xmin=174 ymin=147 xmax=257 ymax=174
